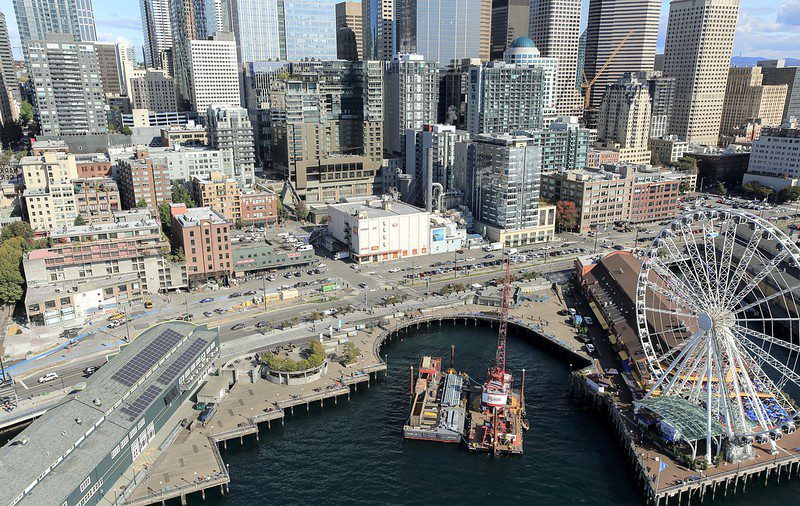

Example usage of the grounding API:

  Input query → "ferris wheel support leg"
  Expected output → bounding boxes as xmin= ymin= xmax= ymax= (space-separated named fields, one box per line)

xmin=644 ymin=329 xmax=705 ymax=399
xmin=706 ymin=339 xmax=714 ymax=465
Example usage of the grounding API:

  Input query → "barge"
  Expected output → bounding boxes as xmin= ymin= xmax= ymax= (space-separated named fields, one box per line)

xmin=403 ymin=356 xmax=467 ymax=443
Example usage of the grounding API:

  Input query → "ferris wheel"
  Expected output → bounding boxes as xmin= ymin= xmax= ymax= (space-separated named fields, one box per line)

xmin=636 ymin=207 xmax=800 ymax=461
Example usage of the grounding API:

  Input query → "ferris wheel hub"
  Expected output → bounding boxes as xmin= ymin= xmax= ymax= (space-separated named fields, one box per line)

xmin=698 ymin=313 xmax=713 ymax=332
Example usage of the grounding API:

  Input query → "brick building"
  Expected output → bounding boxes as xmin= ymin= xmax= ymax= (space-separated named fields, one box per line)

xmin=116 ymin=148 xmax=172 ymax=215
xmin=73 ymin=178 xmax=121 ymax=224
xmin=171 ymin=205 xmax=232 ymax=282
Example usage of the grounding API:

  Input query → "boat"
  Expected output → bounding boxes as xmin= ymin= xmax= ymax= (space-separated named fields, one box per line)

xmin=403 ymin=356 xmax=468 ymax=443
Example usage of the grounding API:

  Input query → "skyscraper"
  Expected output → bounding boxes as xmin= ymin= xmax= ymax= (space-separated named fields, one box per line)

xmin=720 ymin=66 xmax=788 ymax=138
xmin=93 ymin=42 xmax=126 ymax=96
xmin=140 ymin=0 xmax=173 ymax=68
xmin=663 ymin=0 xmax=739 ymax=145
xmin=396 ymin=0 xmax=491 ymax=65
xmin=403 ymin=124 xmax=470 ymax=206
xmin=383 ymin=54 xmax=440 ymax=156
xmin=0 ymin=13 xmax=18 ymax=126
xmin=490 ymin=0 xmax=530 ymax=61
xmin=583 ymin=0 xmax=660 ymax=109
xmin=595 ymin=73 xmax=652 ymax=164
xmin=362 ymin=0 xmax=395 ymax=60
xmin=25 ymin=34 xmax=108 ymax=136
xmin=502 ymin=36 xmax=558 ymax=122
xmin=528 ymin=0 xmax=582 ymax=115
xmin=187 ymin=32 xmax=240 ymax=114
xmin=758 ymin=60 xmax=800 ymax=123
xmin=636 ymin=70 xmax=675 ymax=139
xmin=336 ymin=2 xmax=363 ymax=61
xmin=206 ymin=105 xmax=256 ymax=186
xmin=230 ymin=0 xmax=280 ymax=62
xmin=13 ymin=0 xmax=97 ymax=44
xmin=170 ymin=0 xmax=207 ymax=108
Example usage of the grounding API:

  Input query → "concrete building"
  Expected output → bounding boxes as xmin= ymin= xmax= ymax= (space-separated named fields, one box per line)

xmin=187 ymin=32 xmax=240 ymax=115
xmin=93 ymin=42 xmax=126 ymax=96
xmin=232 ymin=234 xmax=315 ymax=275
xmin=502 ymin=37 xmax=558 ymax=122
xmin=73 ymin=178 xmax=122 ymax=224
xmin=12 ymin=0 xmax=96 ymax=44
xmin=25 ymin=34 xmax=108 ymax=136
xmin=719 ymin=119 xmax=763 ymax=147
xmin=583 ymin=0 xmax=660 ymax=109
xmin=206 ymin=105 xmax=255 ymax=186
xmin=758 ymin=60 xmax=800 ymax=123
xmin=438 ymin=58 xmax=478 ymax=129
xmin=112 ymin=144 xmax=235 ymax=182
xmin=362 ymin=0 xmax=395 ymax=60
xmin=23 ymin=213 xmax=188 ymax=323
xmin=267 ymin=60 xmax=383 ymax=202
xmin=171 ymin=204 xmax=232 ymax=281
xmin=637 ymin=70 xmax=676 ymax=139
xmin=129 ymin=69 xmax=178 ymax=112
xmin=0 ymin=12 xmax=18 ymax=127
xmin=0 ymin=321 xmax=218 ymax=503
xmin=384 ymin=54 xmax=439 ymax=156
xmin=429 ymin=214 xmax=467 ymax=254
xmin=742 ymin=124 xmax=800 ymax=190
xmin=541 ymin=165 xmax=682 ymax=233
xmin=720 ymin=66 xmax=788 ymax=138
xmin=121 ymin=110 xmax=199 ymax=128
xmin=663 ymin=0 xmax=739 ymax=145
xmin=535 ymin=116 xmax=591 ymax=173
xmin=239 ymin=187 xmax=279 ymax=226
xmin=327 ymin=196 xmax=430 ymax=263
xmin=192 ymin=171 xmax=277 ymax=224
xmin=586 ymin=148 xmax=620 ymax=168
xmin=528 ymin=0 xmax=583 ymax=115
xmin=169 ymin=0 xmax=208 ymax=108
xmin=396 ymin=0 xmax=491 ymax=65
xmin=466 ymin=61 xmax=545 ymax=135
xmin=336 ymin=1 xmax=363 ymax=60
xmin=649 ymin=135 xmax=689 ymax=165
xmin=116 ymin=148 xmax=172 ymax=215
xmin=140 ymin=0 xmax=173 ymax=68
xmin=595 ymin=73 xmax=652 ymax=165
xmin=685 ymin=145 xmax=751 ymax=187
xmin=403 ymin=124 xmax=470 ymax=207
xmin=21 ymin=152 xmax=79 ymax=232
xmin=161 ymin=121 xmax=207 ymax=146
xmin=464 ymin=133 xmax=556 ymax=245
xmin=490 ymin=0 xmax=530 ymax=61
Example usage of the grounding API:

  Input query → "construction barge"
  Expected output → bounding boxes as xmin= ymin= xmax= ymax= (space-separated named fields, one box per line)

xmin=403 ymin=355 xmax=468 ymax=443
xmin=466 ymin=369 xmax=526 ymax=454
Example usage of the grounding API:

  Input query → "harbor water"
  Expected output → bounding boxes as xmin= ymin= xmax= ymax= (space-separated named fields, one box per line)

xmin=207 ymin=323 xmax=800 ymax=505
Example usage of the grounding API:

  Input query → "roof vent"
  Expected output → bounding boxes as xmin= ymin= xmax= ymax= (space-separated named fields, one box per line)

xmin=93 ymin=398 xmax=102 ymax=406
xmin=75 ymin=418 xmax=82 ymax=425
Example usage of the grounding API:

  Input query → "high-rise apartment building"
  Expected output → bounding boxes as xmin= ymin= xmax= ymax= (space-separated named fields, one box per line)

xmin=403 ymin=124 xmax=470 ymax=207
xmin=206 ymin=105 xmax=255 ymax=186
xmin=396 ymin=0 xmax=491 ymax=65
xmin=116 ymin=148 xmax=172 ymax=215
xmin=192 ymin=171 xmax=278 ymax=223
xmin=0 ymin=13 xmax=18 ymax=126
xmin=583 ymin=0 xmax=660 ymax=109
xmin=13 ymin=0 xmax=96 ymax=44
xmin=463 ymin=133 xmax=556 ymax=245
xmin=438 ymin=58 xmax=478 ymax=129
xmin=595 ymin=73 xmax=652 ymax=164
xmin=170 ymin=0 xmax=208 ymax=108
xmin=384 ymin=54 xmax=439 ymax=156
xmin=636 ymin=70 xmax=675 ymax=139
xmin=25 ymin=34 xmax=108 ymax=136
xmin=466 ymin=61 xmax=545 ymax=135
xmin=758 ymin=60 xmax=800 ymax=123
xmin=490 ymin=0 xmax=531 ymax=61
xmin=204 ymin=0 xmax=231 ymax=35
xmin=140 ymin=0 xmax=173 ymax=68
xmin=130 ymin=69 xmax=179 ymax=112
xmin=362 ymin=0 xmax=394 ymax=60
xmin=229 ymin=0 xmax=280 ymax=62
xmin=535 ymin=116 xmax=591 ymax=173
xmin=93 ymin=42 xmax=126 ymax=96
xmin=187 ymin=32 xmax=240 ymax=114
xmin=267 ymin=61 xmax=384 ymax=202
xmin=720 ymin=66 xmax=788 ymax=138
xmin=663 ymin=0 xmax=740 ymax=145
xmin=528 ymin=0 xmax=583 ymax=115
xmin=21 ymin=153 xmax=79 ymax=232
xmin=502 ymin=37 xmax=558 ymax=122
xmin=742 ymin=124 xmax=800 ymax=189
xmin=336 ymin=2 xmax=363 ymax=61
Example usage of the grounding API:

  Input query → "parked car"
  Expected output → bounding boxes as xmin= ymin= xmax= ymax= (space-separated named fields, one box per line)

xmin=231 ymin=323 xmax=246 ymax=331
xmin=38 ymin=372 xmax=59 ymax=384
xmin=214 ymin=308 xmax=226 ymax=314
xmin=229 ymin=292 xmax=242 ymax=298
xmin=256 ymin=320 xmax=269 ymax=328
xmin=83 ymin=366 xmax=98 ymax=376
xmin=203 ymin=311 xmax=213 ymax=318
xmin=243 ymin=290 xmax=257 ymax=296
xmin=200 ymin=298 xmax=214 ymax=303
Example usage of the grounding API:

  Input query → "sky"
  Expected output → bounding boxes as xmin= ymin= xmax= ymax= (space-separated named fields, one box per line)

xmin=0 ymin=0 xmax=798 ymax=61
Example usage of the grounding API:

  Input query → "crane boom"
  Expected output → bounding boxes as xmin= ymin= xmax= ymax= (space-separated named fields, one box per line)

xmin=580 ymin=29 xmax=635 ymax=110
xmin=495 ymin=257 xmax=511 ymax=374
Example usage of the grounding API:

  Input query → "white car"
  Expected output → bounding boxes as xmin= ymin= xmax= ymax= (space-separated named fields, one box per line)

xmin=38 ymin=372 xmax=59 ymax=384
xmin=465 ymin=257 xmax=475 ymax=262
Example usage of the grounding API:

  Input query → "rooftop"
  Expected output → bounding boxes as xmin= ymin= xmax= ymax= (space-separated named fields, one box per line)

xmin=173 ymin=206 xmax=227 ymax=227
xmin=329 ymin=196 xmax=428 ymax=219
xmin=0 ymin=322 xmax=219 ymax=506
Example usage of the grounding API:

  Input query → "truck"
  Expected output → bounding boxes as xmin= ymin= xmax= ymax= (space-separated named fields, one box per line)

xmin=334 ymin=251 xmax=350 ymax=260
xmin=504 ymin=247 xmax=518 ymax=256
xmin=483 ymin=242 xmax=503 ymax=252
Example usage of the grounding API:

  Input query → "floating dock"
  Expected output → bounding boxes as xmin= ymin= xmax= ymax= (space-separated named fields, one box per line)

xmin=403 ymin=356 xmax=467 ymax=443
xmin=465 ymin=374 xmax=526 ymax=455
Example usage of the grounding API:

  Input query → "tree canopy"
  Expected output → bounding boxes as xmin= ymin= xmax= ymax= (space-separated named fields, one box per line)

xmin=171 ymin=181 xmax=196 ymax=207
xmin=555 ymin=200 xmax=578 ymax=232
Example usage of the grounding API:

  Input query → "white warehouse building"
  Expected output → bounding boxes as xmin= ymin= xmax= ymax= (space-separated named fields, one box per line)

xmin=327 ymin=196 xmax=430 ymax=263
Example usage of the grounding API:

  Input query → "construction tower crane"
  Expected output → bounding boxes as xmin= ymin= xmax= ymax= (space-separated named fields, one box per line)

xmin=580 ymin=30 xmax=635 ymax=111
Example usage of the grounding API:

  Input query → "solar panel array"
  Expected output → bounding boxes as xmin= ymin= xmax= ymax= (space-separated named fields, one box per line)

xmin=120 ymin=384 xmax=162 ymax=420
xmin=111 ymin=328 xmax=183 ymax=387
xmin=156 ymin=338 xmax=207 ymax=386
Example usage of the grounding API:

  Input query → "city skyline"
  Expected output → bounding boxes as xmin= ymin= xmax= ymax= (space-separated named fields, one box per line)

xmin=0 ymin=0 xmax=797 ymax=61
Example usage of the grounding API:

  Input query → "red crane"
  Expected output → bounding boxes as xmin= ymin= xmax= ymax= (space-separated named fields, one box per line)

xmin=492 ymin=257 xmax=511 ymax=380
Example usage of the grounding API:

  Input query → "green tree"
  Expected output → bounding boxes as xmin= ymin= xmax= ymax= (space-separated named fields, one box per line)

xmin=679 ymin=181 xmax=690 ymax=193
xmin=120 ymin=126 xmax=132 ymax=136
xmin=136 ymin=199 xmax=148 ymax=208
xmin=73 ymin=214 xmax=87 ymax=226
xmin=0 ymin=221 xmax=33 ymax=242
xmin=555 ymin=200 xmax=578 ymax=232
xmin=0 ymin=236 xmax=26 ymax=303
xmin=715 ymin=181 xmax=728 ymax=196
xmin=18 ymin=101 xmax=34 ymax=126
xmin=235 ymin=217 xmax=245 ymax=229
xmin=158 ymin=202 xmax=172 ymax=236
xmin=778 ymin=186 xmax=800 ymax=203
xmin=343 ymin=342 xmax=360 ymax=362
xmin=171 ymin=181 xmax=196 ymax=207
xmin=296 ymin=200 xmax=309 ymax=221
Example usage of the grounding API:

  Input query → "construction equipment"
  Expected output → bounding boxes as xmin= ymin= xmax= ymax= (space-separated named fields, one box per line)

xmin=580 ymin=30 xmax=635 ymax=111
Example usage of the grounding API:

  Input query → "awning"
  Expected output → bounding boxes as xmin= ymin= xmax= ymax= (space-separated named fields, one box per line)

xmin=589 ymin=302 xmax=610 ymax=330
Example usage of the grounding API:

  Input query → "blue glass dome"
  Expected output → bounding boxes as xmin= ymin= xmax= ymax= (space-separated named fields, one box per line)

xmin=510 ymin=36 xmax=536 ymax=48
